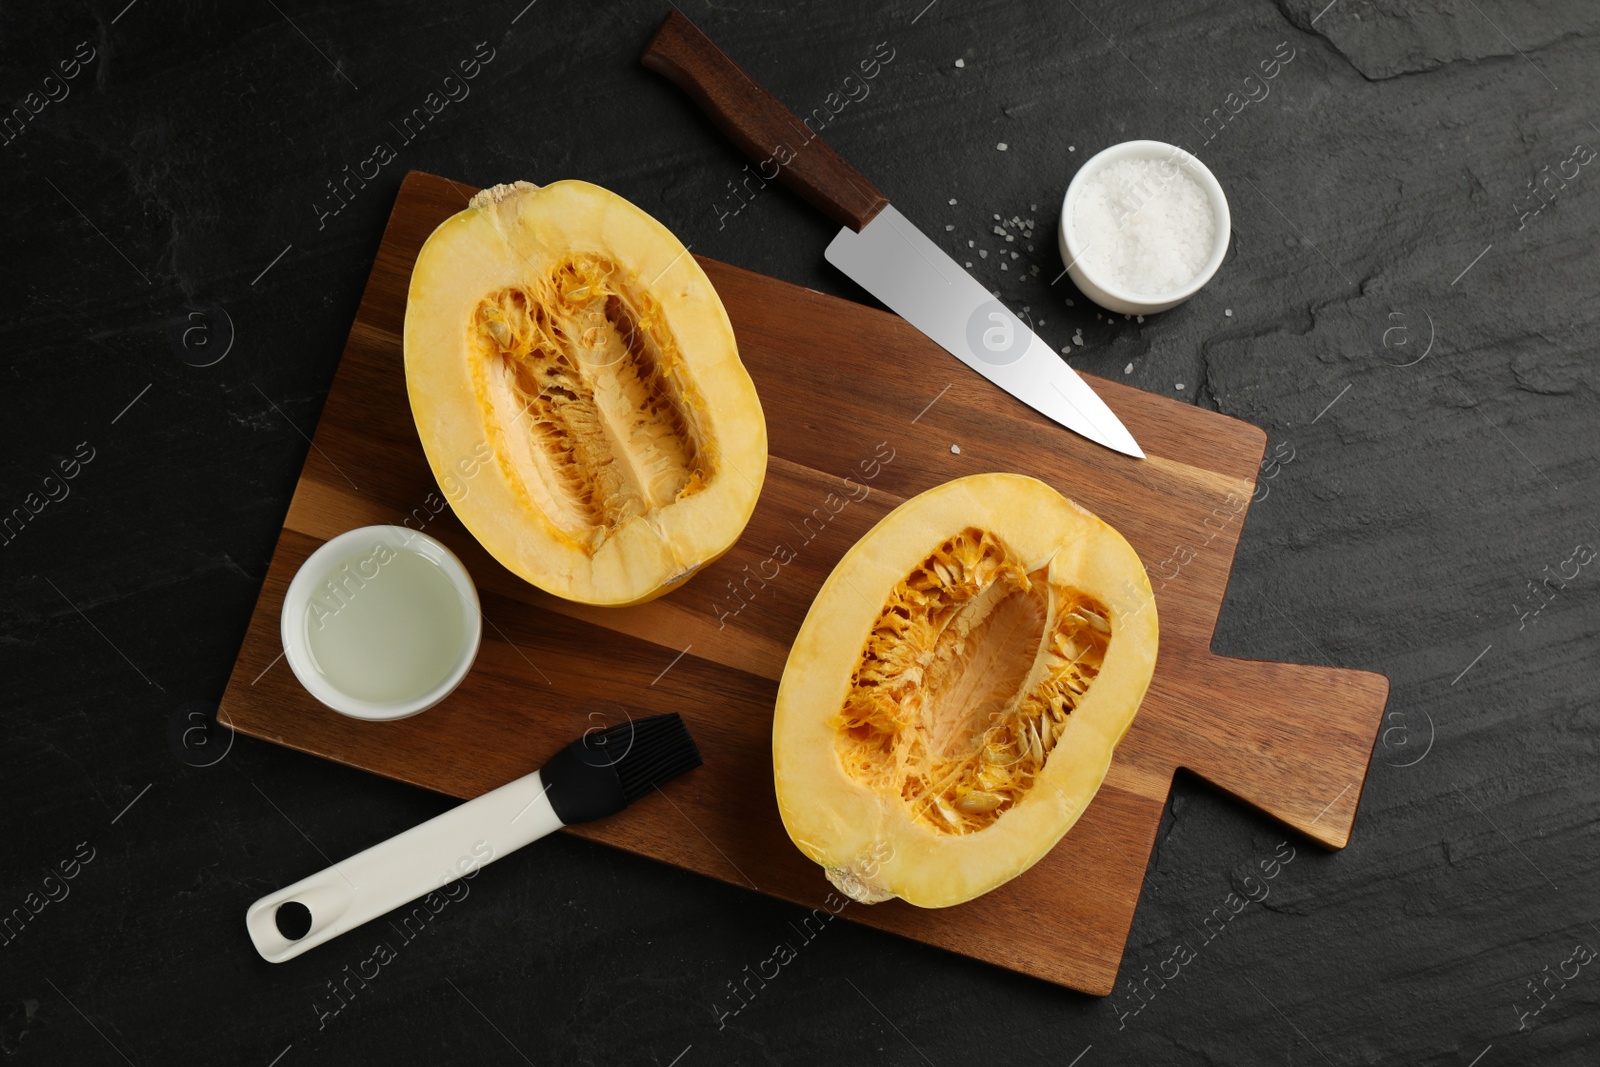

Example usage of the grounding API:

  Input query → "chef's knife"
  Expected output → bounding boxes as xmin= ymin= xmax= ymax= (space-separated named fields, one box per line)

xmin=642 ymin=12 xmax=1143 ymax=459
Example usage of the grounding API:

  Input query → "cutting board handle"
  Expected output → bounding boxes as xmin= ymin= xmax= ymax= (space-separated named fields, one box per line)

xmin=1145 ymin=654 xmax=1390 ymax=849
xmin=642 ymin=11 xmax=890 ymax=232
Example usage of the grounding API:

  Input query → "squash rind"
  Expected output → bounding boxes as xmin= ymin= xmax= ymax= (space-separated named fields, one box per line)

xmin=772 ymin=473 xmax=1158 ymax=907
xmin=403 ymin=180 xmax=767 ymax=605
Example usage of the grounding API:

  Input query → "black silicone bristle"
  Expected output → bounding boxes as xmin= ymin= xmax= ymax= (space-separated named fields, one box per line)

xmin=605 ymin=713 xmax=703 ymax=804
xmin=540 ymin=712 xmax=702 ymax=826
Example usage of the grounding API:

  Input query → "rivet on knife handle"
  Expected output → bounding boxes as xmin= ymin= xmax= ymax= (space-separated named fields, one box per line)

xmin=642 ymin=11 xmax=889 ymax=232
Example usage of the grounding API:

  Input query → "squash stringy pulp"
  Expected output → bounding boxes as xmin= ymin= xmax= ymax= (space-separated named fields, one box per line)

xmin=472 ymin=254 xmax=714 ymax=554
xmin=834 ymin=528 xmax=1112 ymax=834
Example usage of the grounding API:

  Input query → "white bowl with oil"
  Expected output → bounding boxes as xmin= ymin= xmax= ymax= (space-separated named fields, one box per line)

xmin=281 ymin=525 xmax=481 ymax=721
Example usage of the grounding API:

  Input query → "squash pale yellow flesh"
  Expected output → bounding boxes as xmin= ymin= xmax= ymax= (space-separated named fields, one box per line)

xmin=773 ymin=474 xmax=1158 ymax=907
xmin=404 ymin=180 xmax=767 ymax=605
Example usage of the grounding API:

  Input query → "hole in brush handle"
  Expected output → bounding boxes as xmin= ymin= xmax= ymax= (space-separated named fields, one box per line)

xmin=275 ymin=901 xmax=313 ymax=940
xmin=247 ymin=878 xmax=355 ymax=962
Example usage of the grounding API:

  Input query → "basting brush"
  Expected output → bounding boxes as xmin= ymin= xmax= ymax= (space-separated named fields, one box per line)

xmin=246 ymin=713 xmax=702 ymax=962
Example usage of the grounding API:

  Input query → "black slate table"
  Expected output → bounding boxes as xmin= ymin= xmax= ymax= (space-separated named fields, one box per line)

xmin=3 ymin=2 xmax=1596 ymax=1065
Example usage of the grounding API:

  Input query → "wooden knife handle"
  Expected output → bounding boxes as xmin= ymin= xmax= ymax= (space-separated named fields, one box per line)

xmin=641 ymin=11 xmax=889 ymax=232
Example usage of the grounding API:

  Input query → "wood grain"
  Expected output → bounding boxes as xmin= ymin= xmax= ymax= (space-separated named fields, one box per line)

xmin=218 ymin=170 xmax=1389 ymax=995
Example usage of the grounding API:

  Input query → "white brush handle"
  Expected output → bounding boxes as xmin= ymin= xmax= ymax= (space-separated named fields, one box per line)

xmin=246 ymin=768 xmax=562 ymax=962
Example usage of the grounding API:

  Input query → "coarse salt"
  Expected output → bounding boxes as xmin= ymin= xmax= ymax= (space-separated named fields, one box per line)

xmin=1071 ymin=157 xmax=1216 ymax=296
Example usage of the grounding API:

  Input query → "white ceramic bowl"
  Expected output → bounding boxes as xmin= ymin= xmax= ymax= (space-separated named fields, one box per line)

xmin=281 ymin=525 xmax=481 ymax=721
xmin=1058 ymin=139 xmax=1231 ymax=315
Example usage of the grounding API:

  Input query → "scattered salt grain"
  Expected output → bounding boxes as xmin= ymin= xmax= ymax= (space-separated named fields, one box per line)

xmin=1124 ymin=362 xmax=1134 ymax=374
xmin=996 ymin=142 xmax=1008 ymax=151
xmin=955 ymin=59 xmax=965 ymax=68
xmin=1175 ymin=383 xmax=1185 ymax=390
xmin=1065 ymin=298 xmax=1075 ymax=306
xmin=951 ymin=444 xmax=961 ymax=453
xmin=1068 ymin=145 xmax=1075 ymax=152
xmin=949 ymin=198 xmax=958 ymax=205
xmin=979 ymin=250 xmax=988 ymax=258
xmin=965 ymin=261 xmax=972 ymax=267
xmin=1071 ymin=157 xmax=1216 ymax=296
xmin=1001 ymin=262 xmax=1008 ymax=270
xmin=1072 ymin=331 xmax=1085 ymax=346
xmin=1136 ymin=314 xmax=1145 ymax=322
xmin=1225 ymin=308 xmax=1232 ymax=316
xmin=945 ymin=224 xmax=954 ymax=231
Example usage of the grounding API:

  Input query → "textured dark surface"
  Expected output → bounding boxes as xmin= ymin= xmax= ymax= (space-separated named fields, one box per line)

xmin=1 ymin=1 xmax=1594 ymax=1065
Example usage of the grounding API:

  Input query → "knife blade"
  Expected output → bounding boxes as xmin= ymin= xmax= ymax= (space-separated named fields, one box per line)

xmin=642 ymin=11 xmax=1144 ymax=459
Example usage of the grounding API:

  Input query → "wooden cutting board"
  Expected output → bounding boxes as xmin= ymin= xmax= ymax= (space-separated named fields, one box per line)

xmin=219 ymin=170 xmax=1389 ymax=995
